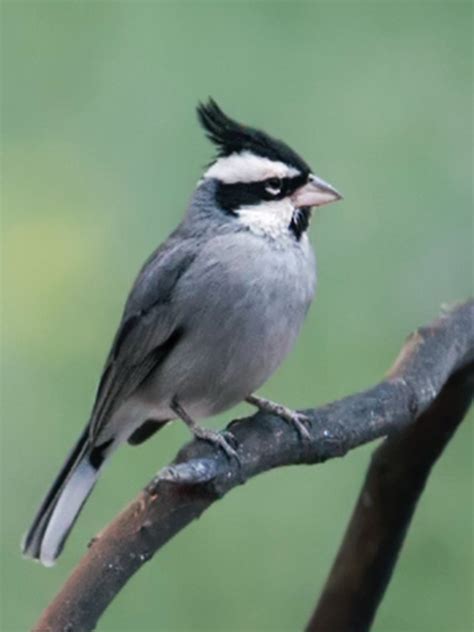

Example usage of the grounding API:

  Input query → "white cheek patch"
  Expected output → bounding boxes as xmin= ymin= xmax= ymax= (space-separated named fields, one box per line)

xmin=236 ymin=198 xmax=296 ymax=240
xmin=204 ymin=151 xmax=300 ymax=184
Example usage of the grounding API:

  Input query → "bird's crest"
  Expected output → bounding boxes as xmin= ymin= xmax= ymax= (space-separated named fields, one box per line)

xmin=197 ymin=98 xmax=310 ymax=174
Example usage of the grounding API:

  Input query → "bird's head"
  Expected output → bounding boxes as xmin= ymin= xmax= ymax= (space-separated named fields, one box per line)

xmin=196 ymin=99 xmax=342 ymax=240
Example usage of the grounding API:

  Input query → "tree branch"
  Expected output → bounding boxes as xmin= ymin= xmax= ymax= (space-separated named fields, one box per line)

xmin=33 ymin=300 xmax=474 ymax=632
xmin=306 ymin=362 xmax=474 ymax=632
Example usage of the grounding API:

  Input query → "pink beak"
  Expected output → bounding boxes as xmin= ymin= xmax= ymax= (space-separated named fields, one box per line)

xmin=291 ymin=174 xmax=342 ymax=208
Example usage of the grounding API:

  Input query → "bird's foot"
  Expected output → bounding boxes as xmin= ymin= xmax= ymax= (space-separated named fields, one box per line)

xmin=246 ymin=394 xmax=312 ymax=442
xmin=190 ymin=425 xmax=240 ymax=462
xmin=171 ymin=396 xmax=240 ymax=463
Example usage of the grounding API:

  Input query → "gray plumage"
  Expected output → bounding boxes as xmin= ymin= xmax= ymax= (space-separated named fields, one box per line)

xmin=100 ymin=180 xmax=315 ymax=442
xmin=22 ymin=100 xmax=341 ymax=566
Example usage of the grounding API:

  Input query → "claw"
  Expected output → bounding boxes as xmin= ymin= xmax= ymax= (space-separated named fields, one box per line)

xmin=246 ymin=394 xmax=312 ymax=442
xmin=221 ymin=430 xmax=240 ymax=451
xmin=283 ymin=411 xmax=312 ymax=442
xmin=192 ymin=426 xmax=241 ymax=463
xmin=171 ymin=397 xmax=241 ymax=464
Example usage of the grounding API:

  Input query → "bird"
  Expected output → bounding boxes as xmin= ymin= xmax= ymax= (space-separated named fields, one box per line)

xmin=22 ymin=99 xmax=342 ymax=566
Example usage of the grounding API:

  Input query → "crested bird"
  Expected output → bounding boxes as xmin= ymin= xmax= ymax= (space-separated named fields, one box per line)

xmin=22 ymin=99 xmax=342 ymax=566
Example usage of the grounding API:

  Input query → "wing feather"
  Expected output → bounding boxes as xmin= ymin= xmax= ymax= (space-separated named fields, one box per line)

xmin=89 ymin=238 xmax=195 ymax=437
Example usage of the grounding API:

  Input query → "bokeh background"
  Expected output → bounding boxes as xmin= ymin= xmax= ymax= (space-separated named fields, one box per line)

xmin=1 ymin=2 xmax=472 ymax=631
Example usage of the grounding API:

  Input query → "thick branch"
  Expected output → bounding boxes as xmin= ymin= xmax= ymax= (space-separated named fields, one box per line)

xmin=33 ymin=300 xmax=474 ymax=632
xmin=306 ymin=363 xmax=474 ymax=632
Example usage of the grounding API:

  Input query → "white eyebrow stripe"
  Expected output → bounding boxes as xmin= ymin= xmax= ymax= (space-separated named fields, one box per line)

xmin=204 ymin=151 xmax=300 ymax=184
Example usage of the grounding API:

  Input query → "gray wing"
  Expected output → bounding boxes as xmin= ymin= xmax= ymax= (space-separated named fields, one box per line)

xmin=89 ymin=236 xmax=196 ymax=438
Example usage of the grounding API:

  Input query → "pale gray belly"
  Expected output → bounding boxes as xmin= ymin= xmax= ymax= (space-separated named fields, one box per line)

xmin=135 ymin=232 xmax=316 ymax=421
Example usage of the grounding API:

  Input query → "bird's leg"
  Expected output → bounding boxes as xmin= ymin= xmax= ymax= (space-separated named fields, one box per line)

xmin=171 ymin=398 xmax=240 ymax=462
xmin=246 ymin=394 xmax=312 ymax=441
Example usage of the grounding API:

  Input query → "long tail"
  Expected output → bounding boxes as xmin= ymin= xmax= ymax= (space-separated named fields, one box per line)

xmin=22 ymin=426 xmax=106 ymax=566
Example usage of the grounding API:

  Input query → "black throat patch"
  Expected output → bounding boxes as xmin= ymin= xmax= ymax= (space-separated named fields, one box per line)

xmin=289 ymin=207 xmax=311 ymax=240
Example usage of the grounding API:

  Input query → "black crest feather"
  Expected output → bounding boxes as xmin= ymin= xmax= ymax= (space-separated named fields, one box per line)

xmin=197 ymin=98 xmax=311 ymax=174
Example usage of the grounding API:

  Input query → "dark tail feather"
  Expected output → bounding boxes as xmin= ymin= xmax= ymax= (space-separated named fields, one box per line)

xmin=127 ymin=419 xmax=168 ymax=445
xmin=21 ymin=426 xmax=101 ymax=566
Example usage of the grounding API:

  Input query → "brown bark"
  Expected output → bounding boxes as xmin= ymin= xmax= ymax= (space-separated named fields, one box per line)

xmin=306 ymin=363 xmax=473 ymax=631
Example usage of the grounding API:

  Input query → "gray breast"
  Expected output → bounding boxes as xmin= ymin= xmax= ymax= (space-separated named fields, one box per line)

xmin=142 ymin=229 xmax=316 ymax=420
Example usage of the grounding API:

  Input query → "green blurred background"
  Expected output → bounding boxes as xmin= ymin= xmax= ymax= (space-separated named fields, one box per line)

xmin=1 ymin=2 xmax=472 ymax=631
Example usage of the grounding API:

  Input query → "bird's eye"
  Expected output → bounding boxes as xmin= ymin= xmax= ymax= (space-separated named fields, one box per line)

xmin=265 ymin=177 xmax=283 ymax=196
